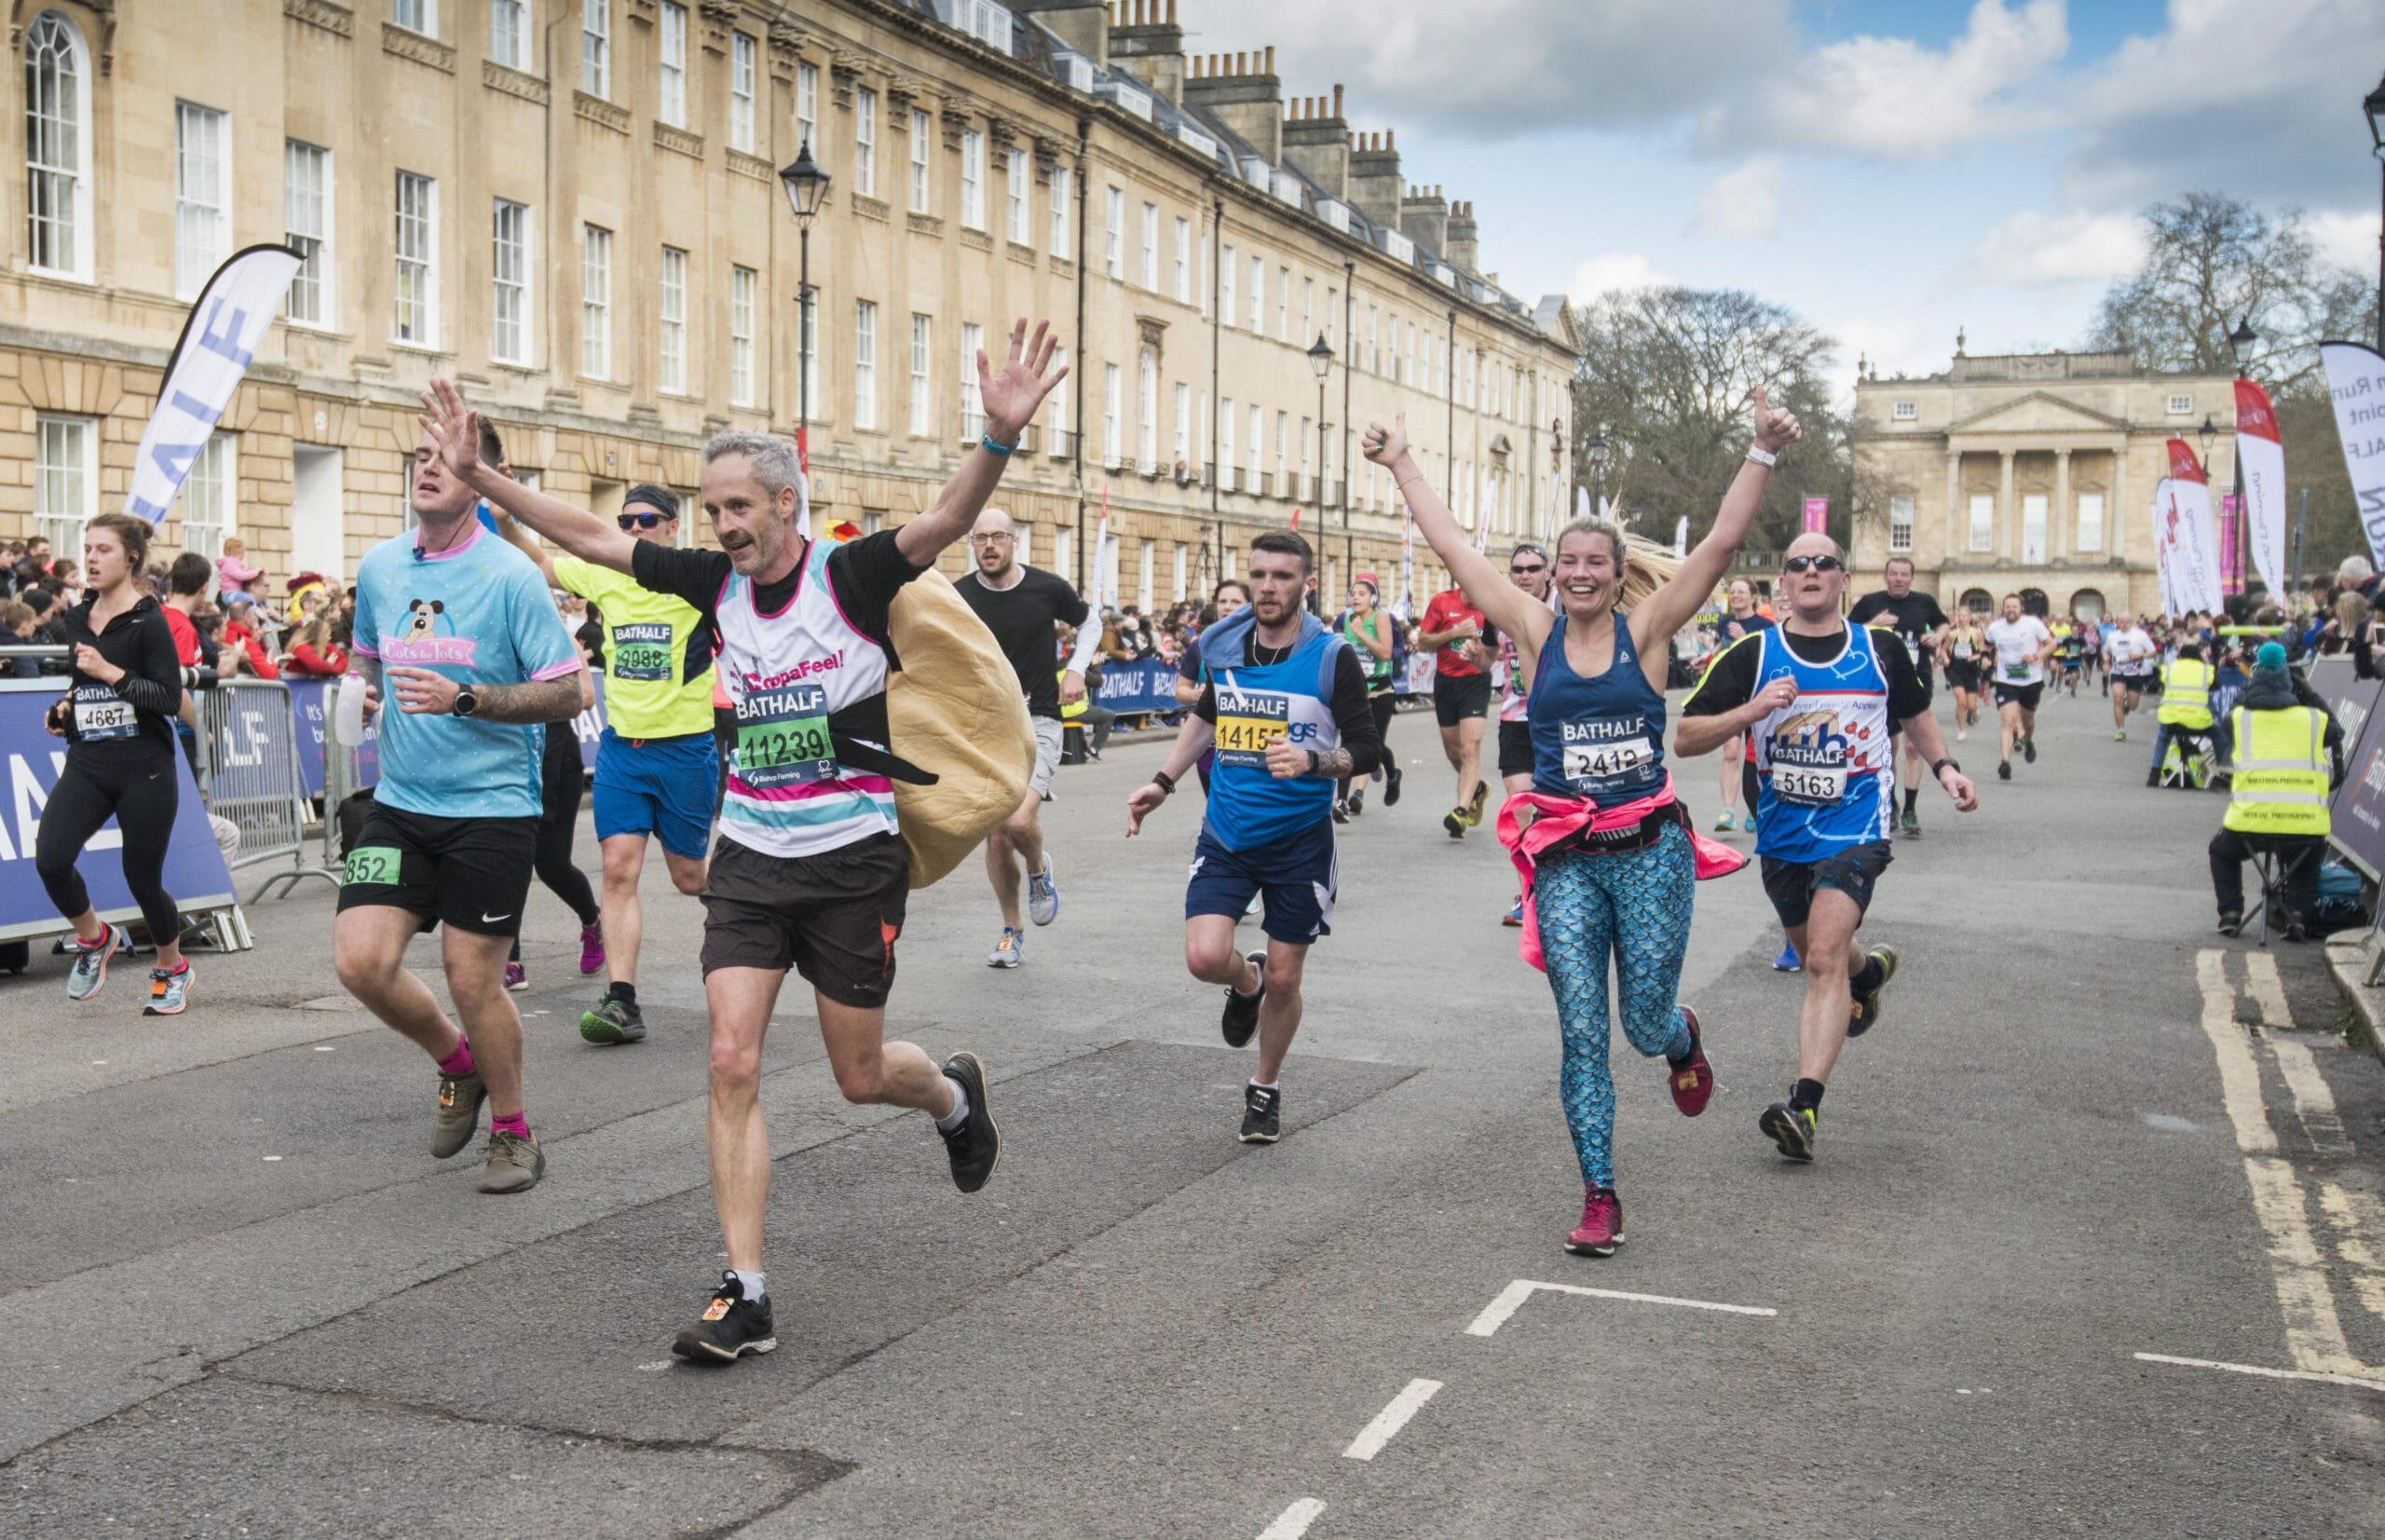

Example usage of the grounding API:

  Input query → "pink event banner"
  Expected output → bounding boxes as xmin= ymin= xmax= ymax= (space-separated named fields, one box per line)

xmin=2217 ymin=494 xmax=2242 ymax=595
xmin=1802 ymin=497 xmax=1828 ymax=534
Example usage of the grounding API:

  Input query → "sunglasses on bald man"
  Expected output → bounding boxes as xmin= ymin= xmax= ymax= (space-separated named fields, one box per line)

xmin=1781 ymin=553 xmax=1843 ymax=574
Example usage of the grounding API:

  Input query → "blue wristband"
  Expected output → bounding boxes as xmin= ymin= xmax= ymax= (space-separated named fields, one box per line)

xmin=980 ymin=433 xmax=1015 ymax=457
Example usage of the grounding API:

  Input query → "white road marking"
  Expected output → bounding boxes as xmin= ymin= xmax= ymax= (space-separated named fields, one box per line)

xmin=2133 ymin=1352 xmax=2385 ymax=1395
xmin=2244 ymin=950 xmax=2293 ymax=1029
xmin=2319 ymin=1182 xmax=2385 ymax=1325
xmin=1257 ymin=1498 xmax=1326 ymax=1539
xmin=2195 ymin=951 xmax=2275 ymax=1155
xmin=2268 ymin=1037 xmax=2352 ymax=1156
xmin=1466 ymin=1279 xmax=1776 ymax=1337
xmin=1342 ymin=1378 xmax=1442 ymax=1462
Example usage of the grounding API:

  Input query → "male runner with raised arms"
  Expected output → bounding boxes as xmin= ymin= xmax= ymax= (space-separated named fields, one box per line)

xmin=496 ymin=483 xmax=716 ymax=1045
xmin=1676 ymin=533 xmax=1978 ymax=1164
xmin=1847 ymin=556 xmax=1948 ymax=838
xmin=956 ymin=506 xmax=1100 ymax=969
xmin=419 ymin=317 xmax=1061 ymax=1362
xmin=1125 ymin=529 xmax=1384 ymax=1143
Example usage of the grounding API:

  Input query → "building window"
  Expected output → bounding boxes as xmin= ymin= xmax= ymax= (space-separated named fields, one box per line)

xmin=2076 ymin=492 xmax=2105 ymax=552
xmin=392 ymin=170 xmax=437 ymax=346
xmin=1138 ymin=538 xmax=1154 ymax=611
xmin=1173 ymin=541 xmax=1188 ymax=602
xmin=392 ymin=0 xmax=434 ymax=34
xmin=959 ymin=129 xmax=985 ymax=230
xmin=1220 ymin=246 xmax=1236 ymax=330
xmin=908 ymin=312 xmax=932 ymax=435
xmin=1138 ymin=348 xmax=1157 ymax=472
xmin=1172 ymin=381 xmax=1190 ymax=466
xmin=1103 ymin=186 xmax=1123 ymax=279
xmin=1102 ymin=361 xmax=1122 ymax=468
xmin=796 ymin=61 xmax=819 ymax=161
xmin=491 ymin=198 xmax=530 ymax=365
xmin=1247 ymin=252 xmax=1262 ymax=331
xmin=1047 ymin=346 xmax=1070 ymax=455
xmin=1888 ymin=495 xmax=1914 ymax=554
xmin=1173 ymin=217 xmax=1191 ymax=304
xmin=853 ymin=88 xmax=877 ymax=198
xmin=1140 ymin=202 xmax=1158 ymax=290
xmin=1219 ymin=398 xmax=1234 ymax=490
xmin=905 ymin=108 xmax=933 ymax=213
xmin=1049 ymin=164 xmax=1071 ymax=258
xmin=1247 ymin=402 xmax=1262 ymax=489
xmin=1299 ymin=416 xmax=1312 ymax=497
xmin=1006 ymin=147 xmax=1029 ymax=243
xmin=2167 ymin=393 xmax=2193 ymax=416
xmin=1968 ymin=493 xmax=1994 ymax=552
xmin=174 ymin=102 xmax=228 ymax=300
xmin=34 ymin=413 xmax=94 ymax=557
xmin=799 ymin=289 xmax=817 ymax=414
xmin=490 ymin=0 xmax=527 ymax=68
xmin=25 ymin=12 xmax=89 ymax=278
xmin=656 ymin=3 xmax=688 ymax=126
xmin=852 ymin=298 xmax=877 ymax=429
xmin=284 ymin=140 xmax=332 ymax=327
xmin=1892 ymin=400 xmax=1917 ymax=421
xmin=729 ymin=265 xmax=757 ymax=406
xmin=579 ymin=223 xmax=611 ymax=377
xmin=729 ymin=34 xmax=756 ymax=153
xmin=1366 ymin=306 xmax=1379 ymax=372
xmin=1276 ymin=266 xmax=1289 ymax=340
xmin=1302 ymin=277 xmax=1314 ymax=345
xmin=658 ymin=245 xmax=687 ymax=393
xmin=177 ymin=433 xmax=233 ymax=557
xmin=1273 ymin=410 xmax=1288 ymax=495
xmin=581 ymin=0 xmax=609 ymax=98
xmin=961 ymin=321 xmax=985 ymax=441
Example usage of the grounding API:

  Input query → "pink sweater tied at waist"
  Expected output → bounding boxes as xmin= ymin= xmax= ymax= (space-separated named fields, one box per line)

xmin=1493 ymin=774 xmax=1748 ymax=972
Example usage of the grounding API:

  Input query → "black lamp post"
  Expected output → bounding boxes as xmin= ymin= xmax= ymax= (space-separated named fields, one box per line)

xmin=1307 ymin=332 xmax=1336 ymax=584
xmin=2366 ymin=73 xmax=2385 ymax=352
xmin=778 ymin=141 xmax=830 ymax=486
xmin=1586 ymin=426 xmax=1612 ymax=517
xmin=2197 ymin=414 xmax=2218 ymax=476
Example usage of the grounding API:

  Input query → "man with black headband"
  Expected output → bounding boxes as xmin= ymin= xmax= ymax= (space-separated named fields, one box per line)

xmin=497 ymin=482 xmax=717 ymax=1046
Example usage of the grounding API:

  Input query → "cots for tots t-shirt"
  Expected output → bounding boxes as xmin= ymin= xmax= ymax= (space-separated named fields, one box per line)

xmin=554 ymin=552 xmax=716 ymax=740
xmin=1984 ymin=615 xmax=2053 ymax=687
xmin=351 ymin=520 xmax=584 ymax=820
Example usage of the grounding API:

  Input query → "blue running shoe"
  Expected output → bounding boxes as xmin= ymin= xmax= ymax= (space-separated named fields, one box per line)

xmin=143 ymin=961 xmax=193 ymax=1016
xmin=988 ymin=927 xmax=1023 ymax=968
xmin=1772 ymin=941 xmax=1802 ymax=973
xmin=64 ymin=924 xmax=129 ymax=1002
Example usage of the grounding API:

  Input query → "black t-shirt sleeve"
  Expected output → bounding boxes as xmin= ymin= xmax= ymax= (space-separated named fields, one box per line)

xmin=1683 ymin=633 xmax=1763 ymax=717
xmin=1043 ymin=569 xmax=1091 ymax=629
xmin=1329 ymin=647 xmax=1381 ymax=776
xmin=631 ymin=542 xmax=733 ymax=622
xmin=1873 ymin=632 xmax=1931 ymax=721
xmin=1920 ymin=596 xmax=1950 ymax=632
xmin=1845 ymin=594 xmax=1888 ymax=627
xmin=825 ymin=530 xmax=927 ymax=642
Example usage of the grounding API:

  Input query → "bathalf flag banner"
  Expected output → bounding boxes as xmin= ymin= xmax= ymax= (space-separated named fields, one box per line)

xmin=1673 ymin=514 xmax=1689 ymax=558
xmin=125 ymin=244 xmax=305 ymax=525
xmin=2160 ymin=439 xmax=2226 ymax=614
xmin=1802 ymin=497 xmax=1829 ymax=535
xmin=2235 ymin=377 xmax=2287 ymax=600
xmin=2319 ymin=341 xmax=2385 ymax=568
xmin=2149 ymin=478 xmax=2181 ymax=618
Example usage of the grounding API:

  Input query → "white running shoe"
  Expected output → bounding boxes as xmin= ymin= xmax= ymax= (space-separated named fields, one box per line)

xmin=1028 ymin=856 xmax=1059 ymax=927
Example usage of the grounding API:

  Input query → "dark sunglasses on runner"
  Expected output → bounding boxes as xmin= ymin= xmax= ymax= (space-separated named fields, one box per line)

xmin=618 ymin=511 xmax=671 ymax=530
xmin=1781 ymin=554 xmax=1844 ymax=574
xmin=1509 ymin=561 xmax=1546 ymax=575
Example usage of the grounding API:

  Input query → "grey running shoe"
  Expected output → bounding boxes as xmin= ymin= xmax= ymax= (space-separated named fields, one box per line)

xmin=988 ymin=927 xmax=1023 ymax=968
xmin=479 ymin=1128 xmax=545 ymax=1193
xmin=579 ymin=993 xmax=647 ymax=1045
xmin=143 ymin=962 xmax=193 ymax=1016
xmin=1760 ymin=1101 xmax=1817 ymax=1163
xmin=1240 ymin=1083 xmax=1282 ymax=1144
xmin=432 ymin=1067 xmax=487 ymax=1159
xmin=64 ymin=924 xmax=129 ymax=1002
xmin=1028 ymin=856 xmax=1059 ymax=927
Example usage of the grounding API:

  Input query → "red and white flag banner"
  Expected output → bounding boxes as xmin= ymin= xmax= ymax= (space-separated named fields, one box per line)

xmin=2234 ymin=378 xmax=2286 ymax=601
xmin=2160 ymin=439 xmax=2225 ymax=614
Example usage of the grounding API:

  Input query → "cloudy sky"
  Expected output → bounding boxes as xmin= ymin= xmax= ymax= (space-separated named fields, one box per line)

xmin=1183 ymin=0 xmax=2382 ymax=384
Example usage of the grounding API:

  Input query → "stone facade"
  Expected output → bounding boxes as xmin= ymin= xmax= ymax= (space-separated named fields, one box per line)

xmin=2 ymin=0 xmax=1574 ymax=607
xmin=1851 ymin=347 xmax=2238 ymax=620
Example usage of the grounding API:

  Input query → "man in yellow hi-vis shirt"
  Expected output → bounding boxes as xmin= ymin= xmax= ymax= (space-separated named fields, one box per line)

xmin=2210 ymin=644 xmax=2341 ymax=941
xmin=498 ymin=485 xmax=716 ymax=1043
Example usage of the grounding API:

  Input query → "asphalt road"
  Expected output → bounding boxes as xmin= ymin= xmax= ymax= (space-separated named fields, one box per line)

xmin=5 ymin=683 xmax=2384 ymax=1538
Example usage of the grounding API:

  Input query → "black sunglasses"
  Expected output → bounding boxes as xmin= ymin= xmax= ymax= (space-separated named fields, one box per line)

xmin=618 ymin=512 xmax=671 ymax=530
xmin=1782 ymin=554 xmax=1844 ymax=574
xmin=1509 ymin=562 xmax=1547 ymax=575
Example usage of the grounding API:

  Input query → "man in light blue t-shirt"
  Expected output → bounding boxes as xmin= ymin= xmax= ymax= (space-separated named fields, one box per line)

xmin=335 ymin=433 xmax=585 ymax=1196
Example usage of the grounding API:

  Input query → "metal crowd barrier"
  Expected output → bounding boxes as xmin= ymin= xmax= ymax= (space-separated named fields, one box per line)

xmin=197 ymin=677 xmax=337 ymax=902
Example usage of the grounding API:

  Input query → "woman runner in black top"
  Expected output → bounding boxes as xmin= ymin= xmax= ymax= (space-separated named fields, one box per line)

xmin=38 ymin=512 xmax=194 ymax=1014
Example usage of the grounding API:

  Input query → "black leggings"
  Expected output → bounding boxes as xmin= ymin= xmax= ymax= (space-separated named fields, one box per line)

xmin=1340 ymin=693 xmax=1399 ymax=800
xmin=35 ymin=748 xmax=182 ymax=945
xmin=512 ymin=738 xmax=600 ymax=961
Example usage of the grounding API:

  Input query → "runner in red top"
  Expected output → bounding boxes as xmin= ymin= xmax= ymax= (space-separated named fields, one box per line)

xmin=1418 ymin=582 xmax=1492 ymax=838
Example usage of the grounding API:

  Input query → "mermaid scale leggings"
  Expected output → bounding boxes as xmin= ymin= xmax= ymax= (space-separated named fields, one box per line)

xmin=1533 ymin=823 xmax=1696 ymax=1190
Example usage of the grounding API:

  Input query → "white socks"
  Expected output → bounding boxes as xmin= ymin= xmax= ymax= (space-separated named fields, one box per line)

xmin=731 ymin=1267 xmax=767 ymax=1304
xmin=934 ymin=1076 xmax=971 ymax=1132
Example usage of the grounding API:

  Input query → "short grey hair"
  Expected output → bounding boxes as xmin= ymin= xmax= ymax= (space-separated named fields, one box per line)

xmin=2338 ymin=554 xmax=2375 ymax=587
xmin=702 ymin=430 xmax=810 ymax=525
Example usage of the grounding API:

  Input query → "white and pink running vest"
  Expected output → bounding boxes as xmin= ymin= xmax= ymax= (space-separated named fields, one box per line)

xmin=714 ymin=538 xmax=898 ymax=859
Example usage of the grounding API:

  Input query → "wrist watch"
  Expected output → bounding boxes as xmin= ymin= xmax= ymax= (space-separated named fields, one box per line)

xmin=1305 ymin=748 xmax=1322 ymax=776
xmin=1930 ymin=756 xmax=1959 ymax=778
xmin=453 ymin=687 xmax=480 ymax=717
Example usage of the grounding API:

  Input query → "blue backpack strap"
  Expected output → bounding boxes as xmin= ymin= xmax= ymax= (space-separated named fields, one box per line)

xmin=1316 ymin=628 xmax=1348 ymax=699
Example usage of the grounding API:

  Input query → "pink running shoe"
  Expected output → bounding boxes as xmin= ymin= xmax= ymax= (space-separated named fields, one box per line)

xmin=578 ymin=923 xmax=606 ymax=975
xmin=1565 ymin=1188 xmax=1623 ymax=1257
xmin=503 ymin=961 xmax=528 ymax=993
xmin=1668 ymin=1005 xmax=1714 ymax=1118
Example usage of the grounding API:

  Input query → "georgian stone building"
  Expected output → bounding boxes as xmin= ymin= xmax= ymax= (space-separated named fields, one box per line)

xmin=1849 ymin=344 xmax=2238 ymax=620
xmin=3 ymin=0 xmax=1574 ymax=606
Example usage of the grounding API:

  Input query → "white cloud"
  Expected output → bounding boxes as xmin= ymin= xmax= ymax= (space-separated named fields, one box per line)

xmin=1957 ymin=210 xmax=2146 ymax=286
xmin=1568 ymin=252 xmax=1670 ymax=301
xmin=1699 ymin=0 xmax=2065 ymax=158
xmin=2306 ymin=211 xmax=2377 ymax=273
xmin=1695 ymin=157 xmax=1788 ymax=239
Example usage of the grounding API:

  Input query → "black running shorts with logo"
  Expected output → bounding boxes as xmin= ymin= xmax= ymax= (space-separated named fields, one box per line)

xmin=1759 ymin=839 xmax=1895 ymax=931
xmin=336 ymin=803 xmax=538 ymax=937
xmin=1496 ymin=718 xmax=1533 ymax=779
xmin=698 ymin=832 xmax=909 ymax=1008
xmin=1432 ymin=671 xmax=1492 ymax=728
xmin=1991 ymin=680 xmax=2044 ymax=712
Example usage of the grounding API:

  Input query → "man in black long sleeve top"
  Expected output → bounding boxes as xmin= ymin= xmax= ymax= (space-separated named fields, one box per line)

xmin=1125 ymin=530 xmax=1382 ymax=1144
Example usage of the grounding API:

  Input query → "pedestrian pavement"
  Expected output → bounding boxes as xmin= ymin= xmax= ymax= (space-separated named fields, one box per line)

xmin=5 ymin=684 xmax=2383 ymax=1537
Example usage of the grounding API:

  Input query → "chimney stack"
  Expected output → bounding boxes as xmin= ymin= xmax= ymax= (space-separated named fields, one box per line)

xmin=1444 ymin=198 xmax=1479 ymax=274
xmin=1399 ymin=182 xmax=1449 ymax=260
xmin=1281 ymin=79 xmax=1351 ymax=199
xmin=1009 ymin=0 xmax=1110 ymax=66
xmin=1108 ymin=0 xmax=1186 ymax=104
xmin=1180 ymin=43 xmax=1285 ymax=161
xmin=1348 ymin=128 xmax=1400 ymax=228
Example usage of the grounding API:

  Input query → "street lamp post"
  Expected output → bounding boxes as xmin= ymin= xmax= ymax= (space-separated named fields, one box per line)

xmin=1585 ymin=427 xmax=1611 ymax=519
xmin=2228 ymin=319 xmax=2256 ymax=600
xmin=1307 ymin=332 xmax=1334 ymax=581
xmin=778 ymin=141 xmax=830 ymax=516
xmin=2197 ymin=414 xmax=2218 ymax=477
xmin=2367 ymin=73 xmax=2385 ymax=352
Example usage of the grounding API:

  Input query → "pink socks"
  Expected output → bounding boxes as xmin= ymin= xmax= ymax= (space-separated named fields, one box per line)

xmin=490 ymin=1111 xmax=529 ymax=1138
xmin=436 ymin=1039 xmax=476 ymax=1077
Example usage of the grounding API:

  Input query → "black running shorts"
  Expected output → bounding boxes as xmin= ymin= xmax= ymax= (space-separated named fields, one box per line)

xmin=1991 ymin=680 xmax=2044 ymax=712
xmin=1496 ymin=718 xmax=1533 ymax=780
xmin=698 ymin=832 xmax=909 ymax=1009
xmin=1432 ymin=672 xmax=1492 ymax=728
xmin=1759 ymin=839 xmax=1895 ymax=932
xmin=337 ymin=803 xmax=538 ymax=937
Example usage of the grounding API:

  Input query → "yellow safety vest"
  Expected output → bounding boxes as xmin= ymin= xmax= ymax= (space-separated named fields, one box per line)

xmin=1057 ymin=667 xmax=1087 ymax=721
xmin=2223 ymin=705 xmax=2330 ymax=837
xmin=2158 ymin=658 xmax=2214 ymax=729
